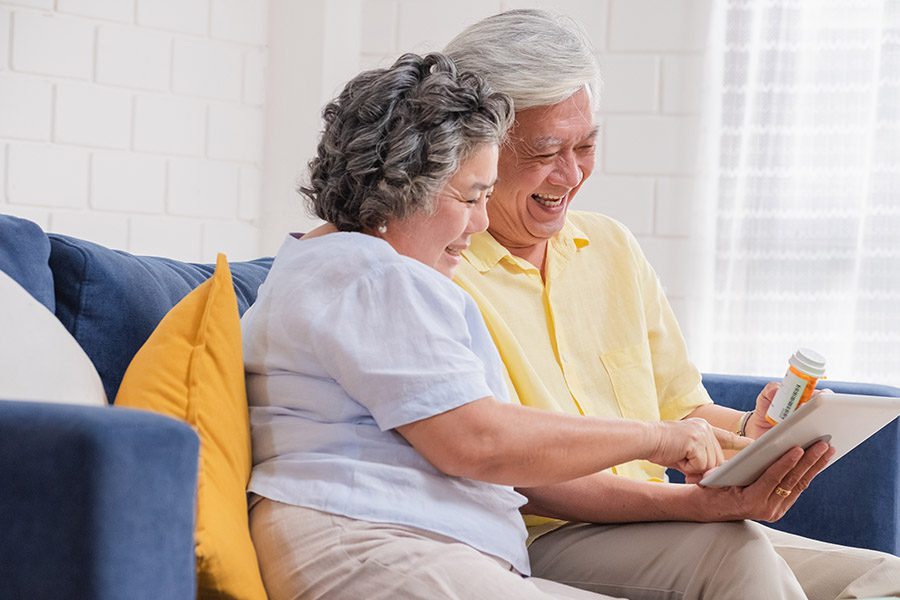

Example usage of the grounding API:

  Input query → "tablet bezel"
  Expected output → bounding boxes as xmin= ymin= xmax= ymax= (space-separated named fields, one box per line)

xmin=699 ymin=392 xmax=900 ymax=488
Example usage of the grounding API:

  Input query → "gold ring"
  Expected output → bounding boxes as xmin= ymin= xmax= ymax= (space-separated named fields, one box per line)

xmin=775 ymin=486 xmax=792 ymax=497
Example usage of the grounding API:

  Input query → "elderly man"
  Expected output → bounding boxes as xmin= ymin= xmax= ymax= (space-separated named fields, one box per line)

xmin=446 ymin=9 xmax=900 ymax=600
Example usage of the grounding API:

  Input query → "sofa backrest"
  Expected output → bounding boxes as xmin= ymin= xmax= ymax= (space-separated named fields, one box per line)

xmin=48 ymin=234 xmax=273 ymax=402
xmin=0 ymin=214 xmax=274 ymax=403
xmin=0 ymin=215 xmax=55 ymax=313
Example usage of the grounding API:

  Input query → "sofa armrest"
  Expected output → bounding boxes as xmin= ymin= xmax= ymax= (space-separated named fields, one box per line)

xmin=699 ymin=373 xmax=899 ymax=555
xmin=0 ymin=401 xmax=200 ymax=599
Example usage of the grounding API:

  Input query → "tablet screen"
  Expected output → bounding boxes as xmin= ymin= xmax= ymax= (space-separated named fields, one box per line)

xmin=700 ymin=393 xmax=900 ymax=488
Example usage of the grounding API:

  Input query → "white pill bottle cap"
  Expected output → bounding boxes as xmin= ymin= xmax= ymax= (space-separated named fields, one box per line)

xmin=790 ymin=347 xmax=826 ymax=377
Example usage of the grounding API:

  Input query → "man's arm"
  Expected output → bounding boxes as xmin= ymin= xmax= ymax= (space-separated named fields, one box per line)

xmin=686 ymin=403 xmax=747 ymax=435
xmin=518 ymin=440 xmax=833 ymax=524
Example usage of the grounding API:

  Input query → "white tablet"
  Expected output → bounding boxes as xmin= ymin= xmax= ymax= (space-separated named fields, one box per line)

xmin=700 ymin=393 xmax=900 ymax=488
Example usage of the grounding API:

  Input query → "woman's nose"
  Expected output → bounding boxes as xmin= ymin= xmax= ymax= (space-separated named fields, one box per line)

xmin=467 ymin=200 xmax=489 ymax=234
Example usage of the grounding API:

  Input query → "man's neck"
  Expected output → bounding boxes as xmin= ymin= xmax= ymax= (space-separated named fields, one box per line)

xmin=506 ymin=240 xmax=549 ymax=278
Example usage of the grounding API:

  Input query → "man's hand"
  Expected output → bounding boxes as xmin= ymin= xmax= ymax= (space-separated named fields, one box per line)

xmin=693 ymin=441 xmax=835 ymax=522
xmin=648 ymin=418 xmax=753 ymax=477
xmin=744 ymin=382 xmax=834 ymax=439
xmin=742 ymin=381 xmax=778 ymax=438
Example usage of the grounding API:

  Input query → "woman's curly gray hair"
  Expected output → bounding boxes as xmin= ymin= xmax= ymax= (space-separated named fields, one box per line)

xmin=299 ymin=53 xmax=514 ymax=232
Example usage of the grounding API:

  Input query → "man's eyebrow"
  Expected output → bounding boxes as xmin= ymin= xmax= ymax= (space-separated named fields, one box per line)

xmin=531 ymin=136 xmax=564 ymax=151
xmin=529 ymin=127 xmax=600 ymax=151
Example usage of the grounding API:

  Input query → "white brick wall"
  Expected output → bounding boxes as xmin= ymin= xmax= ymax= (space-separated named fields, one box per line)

xmin=207 ymin=104 xmax=264 ymax=163
xmin=172 ymin=37 xmax=244 ymax=100
xmin=242 ymin=48 xmax=266 ymax=106
xmin=211 ymin=0 xmax=267 ymax=45
xmin=2 ymin=0 xmax=714 ymax=312
xmin=168 ymin=157 xmax=239 ymax=218
xmin=90 ymin=151 xmax=166 ymax=213
xmin=0 ymin=8 xmax=11 ymax=69
xmin=54 ymin=82 xmax=132 ymax=148
xmin=136 ymin=0 xmax=207 ymax=35
xmin=57 ymin=0 xmax=133 ymax=23
xmin=0 ymin=77 xmax=52 ymax=139
xmin=129 ymin=214 xmax=203 ymax=260
xmin=12 ymin=12 xmax=94 ymax=78
xmin=96 ymin=25 xmax=170 ymax=91
xmin=133 ymin=94 xmax=206 ymax=155
xmin=0 ymin=0 xmax=267 ymax=262
xmin=50 ymin=209 xmax=129 ymax=249
xmin=357 ymin=0 xmax=715 ymax=348
xmin=7 ymin=142 xmax=89 ymax=207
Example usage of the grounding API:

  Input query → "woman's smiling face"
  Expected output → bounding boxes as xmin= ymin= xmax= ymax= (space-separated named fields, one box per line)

xmin=383 ymin=143 xmax=498 ymax=277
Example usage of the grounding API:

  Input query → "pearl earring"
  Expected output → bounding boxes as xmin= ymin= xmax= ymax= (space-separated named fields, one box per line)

xmin=377 ymin=224 xmax=387 ymax=234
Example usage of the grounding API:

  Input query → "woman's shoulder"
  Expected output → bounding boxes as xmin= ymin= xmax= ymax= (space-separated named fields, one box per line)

xmin=271 ymin=232 xmax=465 ymax=304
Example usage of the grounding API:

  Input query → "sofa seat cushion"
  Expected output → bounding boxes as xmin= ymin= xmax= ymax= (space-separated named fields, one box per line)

xmin=48 ymin=234 xmax=272 ymax=402
xmin=0 ymin=214 xmax=55 ymax=312
xmin=115 ymin=254 xmax=267 ymax=600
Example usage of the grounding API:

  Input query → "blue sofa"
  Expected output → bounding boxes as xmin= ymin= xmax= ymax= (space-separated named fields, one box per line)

xmin=1 ymin=213 xmax=897 ymax=598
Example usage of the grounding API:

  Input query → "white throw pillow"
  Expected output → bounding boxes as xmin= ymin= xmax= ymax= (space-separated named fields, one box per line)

xmin=0 ymin=270 xmax=107 ymax=405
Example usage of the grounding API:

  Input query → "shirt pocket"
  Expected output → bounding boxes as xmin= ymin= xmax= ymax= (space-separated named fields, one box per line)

xmin=600 ymin=342 xmax=661 ymax=422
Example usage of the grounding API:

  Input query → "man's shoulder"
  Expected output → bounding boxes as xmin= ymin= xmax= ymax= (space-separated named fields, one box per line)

xmin=567 ymin=210 xmax=633 ymax=240
xmin=566 ymin=211 xmax=643 ymax=261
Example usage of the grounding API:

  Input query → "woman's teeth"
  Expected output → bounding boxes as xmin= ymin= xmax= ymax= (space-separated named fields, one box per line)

xmin=532 ymin=193 xmax=564 ymax=208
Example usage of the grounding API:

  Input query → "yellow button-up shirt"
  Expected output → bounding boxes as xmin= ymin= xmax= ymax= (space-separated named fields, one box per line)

xmin=454 ymin=211 xmax=712 ymax=527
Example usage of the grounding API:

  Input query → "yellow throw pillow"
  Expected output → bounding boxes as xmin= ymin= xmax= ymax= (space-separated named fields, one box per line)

xmin=115 ymin=254 xmax=267 ymax=600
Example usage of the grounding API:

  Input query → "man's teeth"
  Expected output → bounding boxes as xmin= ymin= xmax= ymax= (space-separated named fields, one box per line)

xmin=532 ymin=193 xmax=564 ymax=207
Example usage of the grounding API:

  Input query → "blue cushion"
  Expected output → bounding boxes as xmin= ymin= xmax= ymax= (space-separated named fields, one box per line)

xmin=48 ymin=234 xmax=272 ymax=402
xmin=0 ymin=214 xmax=55 ymax=312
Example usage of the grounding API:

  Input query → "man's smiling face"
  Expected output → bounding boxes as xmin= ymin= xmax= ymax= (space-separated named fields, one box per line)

xmin=487 ymin=87 xmax=598 ymax=252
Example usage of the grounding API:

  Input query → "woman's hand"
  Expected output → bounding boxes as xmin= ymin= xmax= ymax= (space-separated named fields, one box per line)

xmin=693 ymin=440 xmax=835 ymax=522
xmin=648 ymin=418 xmax=753 ymax=477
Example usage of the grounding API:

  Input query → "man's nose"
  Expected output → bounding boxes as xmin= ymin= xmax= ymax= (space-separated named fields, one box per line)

xmin=549 ymin=153 xmax=584 ymax=187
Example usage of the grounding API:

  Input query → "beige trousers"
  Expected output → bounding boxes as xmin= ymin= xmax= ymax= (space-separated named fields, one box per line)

xmin=528 ymin=520 xmax=900 ymax=600
xmin=249 ymin=498 xmax=622 ymax=600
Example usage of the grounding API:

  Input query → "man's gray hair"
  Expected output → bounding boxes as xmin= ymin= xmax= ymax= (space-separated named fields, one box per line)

xmin=444 ymin=9 xmax=601 ymax=111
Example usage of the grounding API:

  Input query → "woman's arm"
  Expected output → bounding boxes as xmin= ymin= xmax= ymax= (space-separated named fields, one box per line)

xmin=396 ymin=397 xmax=749 ymax=487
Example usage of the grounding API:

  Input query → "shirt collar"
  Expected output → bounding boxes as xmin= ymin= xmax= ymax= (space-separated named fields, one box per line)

xmin=462 ymin=218 xmax=591 ymax=273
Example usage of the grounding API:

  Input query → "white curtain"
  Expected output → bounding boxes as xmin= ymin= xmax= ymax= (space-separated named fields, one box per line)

xmin=708 ymin=0 xmax=900 ymax=386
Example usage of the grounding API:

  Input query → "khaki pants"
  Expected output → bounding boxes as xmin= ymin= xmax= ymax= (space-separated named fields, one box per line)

xmin=528 ymin=520 xmax=900 ymax=600
xmin=249 ymin=498 xmax=621 ymax=600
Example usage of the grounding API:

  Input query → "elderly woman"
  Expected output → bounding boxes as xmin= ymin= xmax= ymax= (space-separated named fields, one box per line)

xmin=241 ymin=53 xmax=745 ymax=600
